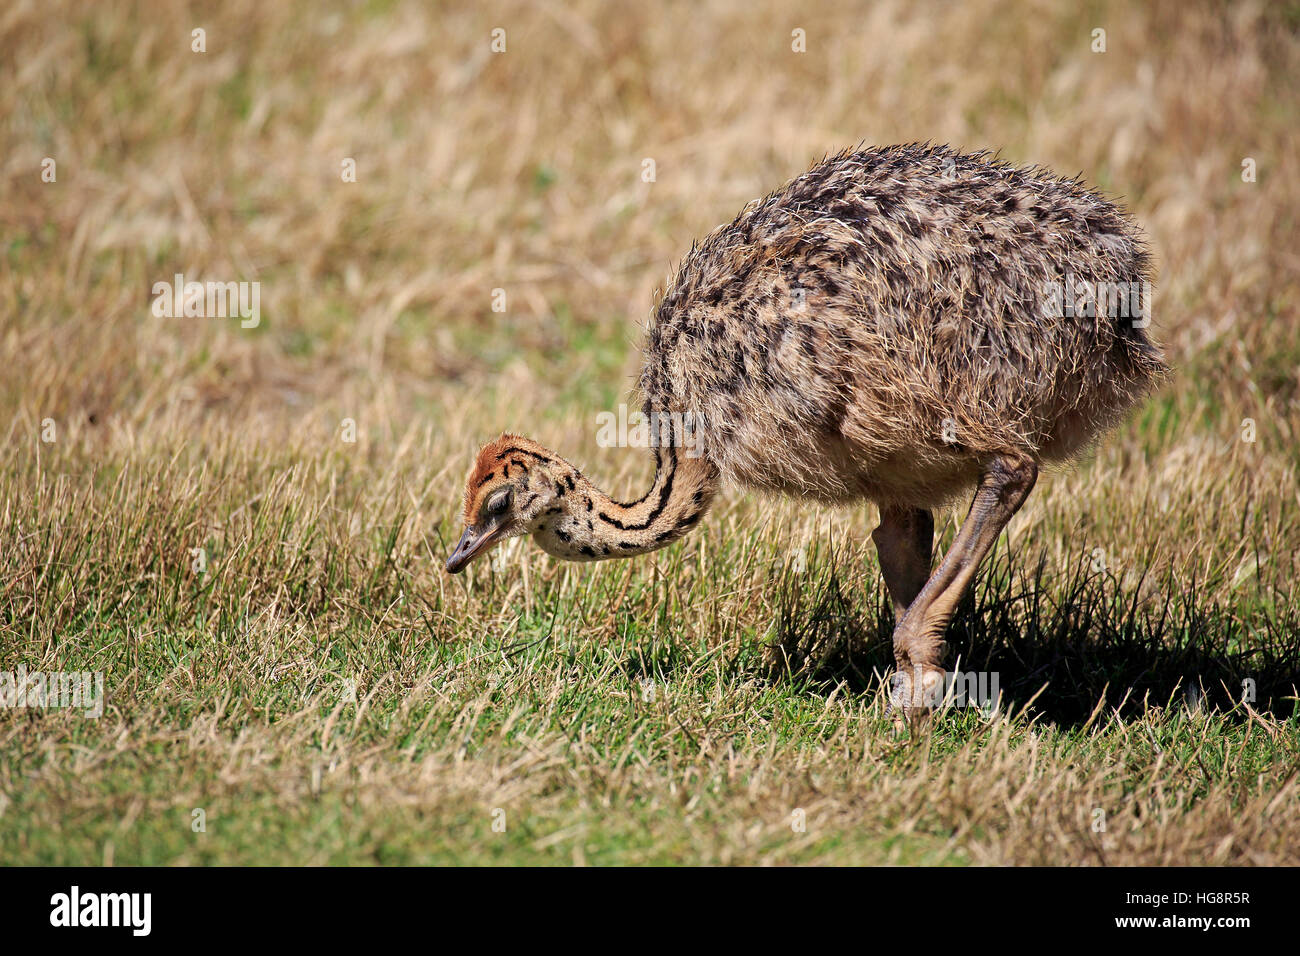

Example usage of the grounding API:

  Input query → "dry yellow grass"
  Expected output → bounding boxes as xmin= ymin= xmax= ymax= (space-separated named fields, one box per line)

xmin=0 ymin=0 xmax=1297 ymax=865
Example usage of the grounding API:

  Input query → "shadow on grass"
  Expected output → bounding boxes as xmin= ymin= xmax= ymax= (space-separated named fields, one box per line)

xmin=764 ymin=544 xmax=1300 ymax=725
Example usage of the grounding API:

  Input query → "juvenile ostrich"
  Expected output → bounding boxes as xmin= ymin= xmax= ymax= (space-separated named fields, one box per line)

xmin=447 ymin=143 xmax=1167 ymax=718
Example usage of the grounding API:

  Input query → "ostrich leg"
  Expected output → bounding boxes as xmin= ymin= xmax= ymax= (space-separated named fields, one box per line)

xmin=890 ymin=453 xmax=1037 ymax=723
xmin=872 ymin=505 xmax=934 ymax=620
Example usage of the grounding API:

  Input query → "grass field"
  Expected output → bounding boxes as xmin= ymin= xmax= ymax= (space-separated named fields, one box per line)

xmin=2 ymin=0 xmax=1298 ymax=865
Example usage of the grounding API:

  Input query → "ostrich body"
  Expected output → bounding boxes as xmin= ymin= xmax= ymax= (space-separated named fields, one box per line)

xmin=448 ymin=144 xmax=1167 ymax=716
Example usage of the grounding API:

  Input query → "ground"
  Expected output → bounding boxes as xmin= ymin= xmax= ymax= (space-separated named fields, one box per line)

xmin=1 ymin=0 xmax=1298 ymax=865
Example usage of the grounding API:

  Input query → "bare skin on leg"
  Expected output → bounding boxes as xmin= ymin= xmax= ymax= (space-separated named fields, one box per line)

xmin=890 ymin=453 xmax=1038 ymax=724
xmin=872 ymin=505 xmax=934 ymax=620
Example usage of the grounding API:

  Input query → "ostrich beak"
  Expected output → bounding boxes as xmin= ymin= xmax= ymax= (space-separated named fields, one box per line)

xmin=445 ymin=525 xmax=502 ymax=574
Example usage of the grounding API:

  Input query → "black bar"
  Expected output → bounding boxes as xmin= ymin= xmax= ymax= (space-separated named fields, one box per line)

xmin=0 ymin=865 xmax=1279 ymax=942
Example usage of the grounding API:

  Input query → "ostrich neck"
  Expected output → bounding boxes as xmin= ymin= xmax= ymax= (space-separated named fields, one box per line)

xmin=531 ymin=442 xmax=718 ymax=562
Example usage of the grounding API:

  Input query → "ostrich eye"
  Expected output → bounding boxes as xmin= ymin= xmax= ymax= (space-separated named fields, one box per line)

xmin=483 ymin=489 xmax=511 ymax=520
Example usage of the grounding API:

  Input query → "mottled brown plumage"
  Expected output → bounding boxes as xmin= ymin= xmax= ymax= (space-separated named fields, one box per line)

xmin=448 ymin=143 xmax=1168 ymax=722
xmin=643 ymin=143 xmax=1164 ymax=505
